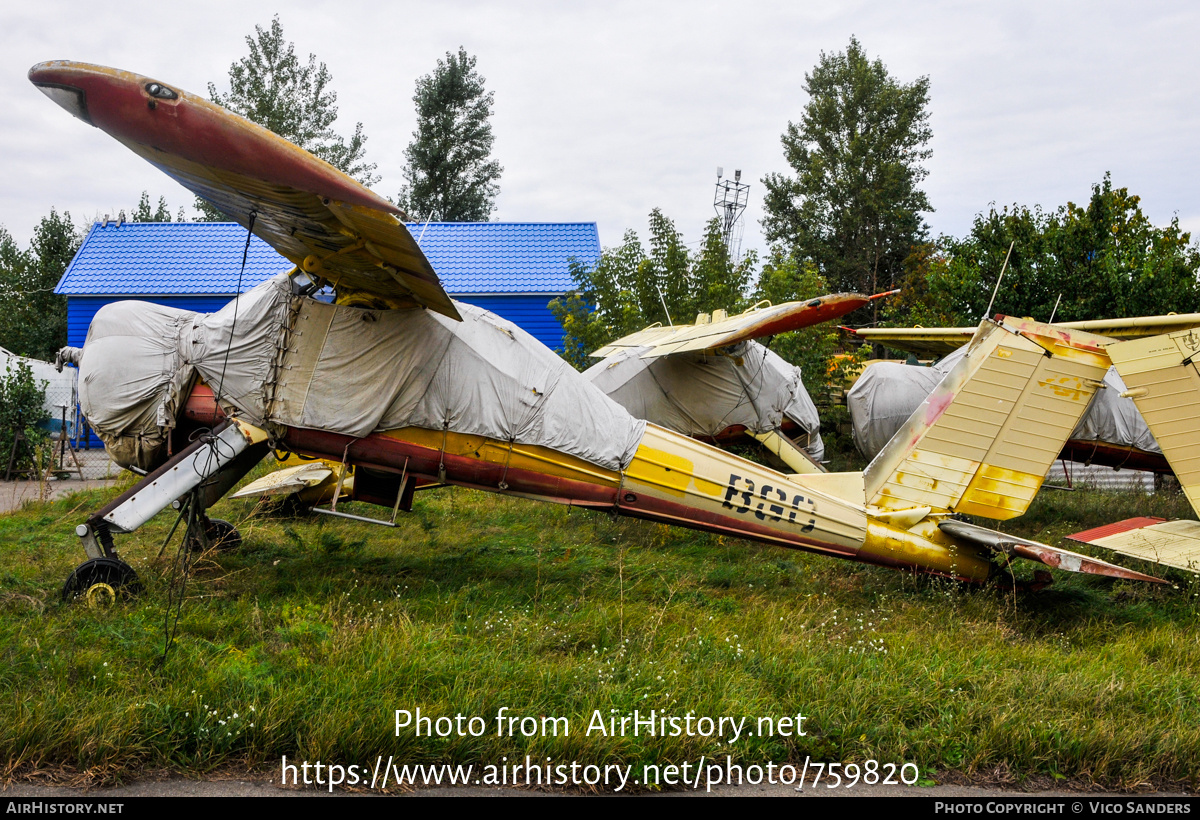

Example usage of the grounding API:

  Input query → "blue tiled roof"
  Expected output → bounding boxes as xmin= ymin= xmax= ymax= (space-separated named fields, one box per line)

xmin=55 ymin=222 xmax=291 ymax=295
xmin=410 ymin=222 xmax=599 ymax=293
xmin=56 ymin=221 xmax=599 ymax=296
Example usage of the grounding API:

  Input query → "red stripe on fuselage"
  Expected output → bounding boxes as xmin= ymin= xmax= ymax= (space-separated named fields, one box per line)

xmin=280 ymin=426 xmax=858 ymax=560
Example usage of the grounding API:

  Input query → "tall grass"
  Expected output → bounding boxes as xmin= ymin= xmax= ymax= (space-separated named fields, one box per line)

xmin=1 ymin=480 xmax=1197 ymax=790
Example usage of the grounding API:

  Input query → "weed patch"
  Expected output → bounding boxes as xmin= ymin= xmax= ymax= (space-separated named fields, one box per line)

xmin=0 ymin=483 xmax=1197 ymax=790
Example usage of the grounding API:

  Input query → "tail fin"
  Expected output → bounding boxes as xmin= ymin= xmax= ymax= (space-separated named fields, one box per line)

xmin=864 ymin=317 xmax=1112 ymax=519
xmin=1107 ymin=330 xmax=1200 ymax=514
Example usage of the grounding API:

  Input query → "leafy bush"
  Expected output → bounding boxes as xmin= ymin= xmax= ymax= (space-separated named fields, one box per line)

xmin=0 ymin=360 xmax=49 ymax=474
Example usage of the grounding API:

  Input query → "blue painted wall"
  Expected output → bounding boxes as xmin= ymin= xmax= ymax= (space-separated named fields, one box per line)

xmin=67 ymin=295 xmax=234 ymax=348
xmin=68 ymin=293 xmax=566 ymax=352
xmin=457 ymin=294 xmax=566 ymax=352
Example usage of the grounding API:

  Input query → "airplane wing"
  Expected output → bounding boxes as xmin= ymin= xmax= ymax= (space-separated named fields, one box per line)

xmin=29 ymin=60 xmax=459 ymax=320
xmin=850 ymin=327 xmax=974 ymax=357
xmin=854 ymin=313 xmax=1200 ymax=358
xmin=591 ymin=294 xmax=870 ymax=358
xmin=229 ymin=460 xmax=338 ymax=500
xmin=942 ymin=519 xmax=1167 ymax=584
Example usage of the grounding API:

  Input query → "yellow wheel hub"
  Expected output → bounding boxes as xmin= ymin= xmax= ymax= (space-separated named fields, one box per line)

xmin=85 ymin=582 xmax=117 ymax=609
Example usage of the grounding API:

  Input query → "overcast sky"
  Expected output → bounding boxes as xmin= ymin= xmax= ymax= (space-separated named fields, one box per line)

xmin=4 ymin=0 xmax=1199 ymax=264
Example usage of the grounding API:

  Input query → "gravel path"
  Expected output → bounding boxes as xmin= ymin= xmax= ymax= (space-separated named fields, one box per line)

xmin=0 ymin=478 xmax=115 ymax=514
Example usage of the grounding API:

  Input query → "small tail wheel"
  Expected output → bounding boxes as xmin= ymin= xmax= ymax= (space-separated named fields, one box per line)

xmin=62 ymin=557 xmax=142 ymax=605
xmin=206 ymin=519 xmax=242 ymax=551
xmin=186 ymin=518 xmax=242 ymax=552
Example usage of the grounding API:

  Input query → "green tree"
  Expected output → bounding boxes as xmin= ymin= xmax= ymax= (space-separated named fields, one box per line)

xmin=0 ymin=227 xmax=31 ymax=352
xmin=753 ymin=249 xmax=865 ymax=400
xmin=398 ymin=47 xmax=502 ymax=221
xmin=130 ymin=191 xmax=183 ymax=223
xmin=761 ymin=36 xmax=932 ymax=322
xmin=0 ymin=211 xmax=78 ymax=362
xmin=752 ymin=249 xmax=870 ymax=469
xmin=200 ymin=16 xmax=376 ymax=220
xmin=551 ymin=210 xmax=755 ymax=369
xmin=0 ymin=360 xmax=50 ymax=474
xmin=914 ymin=175 xmax=1200 ymax=328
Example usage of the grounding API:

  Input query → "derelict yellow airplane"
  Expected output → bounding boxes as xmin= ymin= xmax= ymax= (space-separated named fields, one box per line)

xmin=29 ymin=60 xmax=1167 ymax=601
xmin=227 ymin=288 xmax=874 ymax=506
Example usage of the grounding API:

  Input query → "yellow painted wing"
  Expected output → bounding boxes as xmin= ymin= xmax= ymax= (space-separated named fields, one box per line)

xmin=29 ymin=60 xmax=459 ymax=320
xmin=591 ymin=294 xmax=869 ymax=358
xmin=855 ymin=313 xmax=1200 ymax=358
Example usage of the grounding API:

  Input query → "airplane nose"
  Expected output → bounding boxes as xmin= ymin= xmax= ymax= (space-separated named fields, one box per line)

xmin=29 ymin=61 xmax=93 ymax=125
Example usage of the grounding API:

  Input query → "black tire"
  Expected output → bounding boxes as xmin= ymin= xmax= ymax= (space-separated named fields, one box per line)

xmin=193 ymin=518 xmax=242 ymax=552
xmin=62 ymin=557 xmax=142 ymax=604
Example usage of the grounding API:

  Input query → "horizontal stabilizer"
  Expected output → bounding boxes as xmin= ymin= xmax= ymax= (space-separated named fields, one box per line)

xmin=1068 ymin=517 xmax=1200 ymax=574
xmin=940 ymin=519 xmax=1166 ymax=583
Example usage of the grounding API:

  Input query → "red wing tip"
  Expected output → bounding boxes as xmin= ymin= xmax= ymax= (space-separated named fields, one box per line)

xmin=1067 ymin=517 xmax=1168 ymax=543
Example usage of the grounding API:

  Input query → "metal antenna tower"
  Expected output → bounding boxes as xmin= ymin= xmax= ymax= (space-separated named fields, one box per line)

xmin=713 ymin=167 xmax=750 ymax=261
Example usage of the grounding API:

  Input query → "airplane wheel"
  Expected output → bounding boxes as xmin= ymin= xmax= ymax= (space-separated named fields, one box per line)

xmin=62 ymin=557 xmax=142 ymax=604
xmin=188 ymin=518 xmax=242 ymax=552
xmin=206 ymin=518 xmax=242 ymax=551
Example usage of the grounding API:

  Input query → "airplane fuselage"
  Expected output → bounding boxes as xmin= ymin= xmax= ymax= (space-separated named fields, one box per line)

xmin=183 ymin=388 xmax=993 ymax=582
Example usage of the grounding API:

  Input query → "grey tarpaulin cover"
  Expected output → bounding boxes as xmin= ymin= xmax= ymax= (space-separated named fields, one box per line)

xmin=847 ymin=348 xmax=1159 ymax=461
xmin=77 ymin=274 xmax=646 ymax=472
xmin=1069 ymin=366 xmax=1160 ymax=454
xmin=270 ymin=294 xmax=646 ymax=471
xmin=582 ymin=340 xmax=824 ymax=462
xmin=77 ymin=275 xmax=292 ymax=468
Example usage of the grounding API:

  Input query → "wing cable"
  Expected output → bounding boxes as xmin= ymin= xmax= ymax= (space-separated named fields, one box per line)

xmin=212 ymin=209 xmax=259 ymax=410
